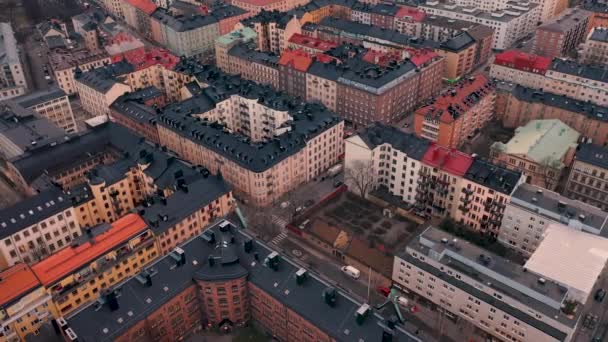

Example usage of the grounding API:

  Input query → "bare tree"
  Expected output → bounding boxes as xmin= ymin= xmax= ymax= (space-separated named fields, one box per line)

xmin=248 ymin=207 xmax=281 ymax=240
xmin=344 ymin=160 xmax=376 ymax=198
xmin=536 ymin=156 xmax=559 ymax=190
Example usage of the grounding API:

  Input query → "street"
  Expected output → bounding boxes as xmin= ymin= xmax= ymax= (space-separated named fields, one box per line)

xmin=22 ymin=28 xmax=52 ymax=91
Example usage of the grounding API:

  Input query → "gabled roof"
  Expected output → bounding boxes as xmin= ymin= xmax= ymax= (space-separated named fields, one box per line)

xmin=422 ymin=143 xmax=473 ymax=177
xmin=0 ymin=264 xmax=41 ymax=308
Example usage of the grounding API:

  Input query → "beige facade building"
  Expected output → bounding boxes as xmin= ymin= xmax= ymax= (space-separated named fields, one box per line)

xmin=491 ymin=119 xmax=579 ymax=191
xmin=579 ymin=27 xmax=608 ymax=65
xmin=13 ymin=87 xmax=78 ymax=133
xmin=0 ymin=186 xmax=82 ymax=269
xmin=49 ymin=49 xmax=111 ymax=95
xmin=215 ymin=27 xmax=258 ymax=73
xmin=74 ymin=61 xmax=132 ymax=118
xmin=565 ymin=143 xmax=608 ymax=211
xmin=0 ymin=23 xmax=27 ymax=101
xmin=544 ymin=58 xmax=608 ymax=107
xmin=241 ymin=11 xmax=302 ymax=54
xmin=393 ymin=226 xmax=583 ymax=342
xmin=499 ymin=182 xmax=608 ymax=255
xmin=490 ymin=50 xmax=551 ymax=89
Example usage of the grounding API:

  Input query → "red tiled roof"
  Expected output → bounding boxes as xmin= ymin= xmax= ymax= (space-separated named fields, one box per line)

xmin=278 ymin=49 xmax=314 ymax=72
xmin=362 ymin=50 xmax=402 ymax=66
xmin=115 ymin=47 xmax=180 ymax=71
xmin=406 ymin=48 xmax=439 ymax=67
xmin=233 ymin=0 xmax=284 ymax=6
xmin=422 ymin=143 xmax=474 ymax=177
xmin=395 ymin=6 xmax=425 ymax=21
xmin=288 ymin=33 xmax=338 ymax=52
xmin=125 ymin=0 xmax=157 ymax=15
xmin=493 ymin=50 xmax=551 ymax=75
xmin=415 ymin=74 xmax=493 ymax=124
xmin=0 ymin=264 xmax=41 ymax=306
xmin=31 ymin=214 xmax=148 ymax=286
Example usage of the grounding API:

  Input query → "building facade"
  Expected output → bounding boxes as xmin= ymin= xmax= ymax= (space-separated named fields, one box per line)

xmin=564 ymin=143 xmax=608 ymax=211
xmin=490 ymin=119 xmax=580 ymax=191
xmin=579 ymin=27 xmax=608 ymax=65
xmin=49 ymin=49 xmax=111 ymax=95
xmin=414 ymin=75 xmax=496 ymax=148
xmin=0 ymin=23 xmax=27 ymax=101
xmin=532 ymin=8 xmax=591 ymax=58
xmin=13 ymin=87 xmax=78 ymax=133
xmin=490 ymin=50 xmax=551 ymax=89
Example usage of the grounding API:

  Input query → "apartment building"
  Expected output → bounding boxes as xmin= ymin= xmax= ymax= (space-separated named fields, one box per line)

xmin=150 ymin=8 xmax=220 ymax=58
xmin=446 ymin=0 xmax=561 ymax=22
xmin=48 ymin=220 xmax=421 ymax=342
xmin=225 ymin=43 xmax=280 ymax=89
xmin=435 ymin=32 xmax=477 ymax=81
xmin=499 ymin=182 xmax=608 ymax=255
xmin=156 ymin=71 xmax=344 ymax=206
xmin=278 ymin=49 xmax=314 ymax=99
xmin=584 ymin=0 xmax=608 ymax=31
xmin=0 ymin=23 xmax=27 ymax=101
xmin=140 ymin=174 xmax=234 ymax=255
xmin=532 ymin=8 xmax=591 ymax=58
xmin=49 ymin=48 xmax=111 ymax=95
xmin=393 ymin=226 xmax=584 ymax=342
xmin=417 ymin=16 xmax=478 ymax=43
xmin=351 ymin=2 xmax=401 ymax=29
xmin=490 ymin=50 xmax=551 ymax=89
xmin=579 ymin=27 xmax=608 ymax=65
xmin=565 ymin=143 xmax=608 ymax=211
xmin=232 ymin=0 xmax=307 ymax=13
xmin=454 ymin=159 xmax=524 ymax=236
xmin=0 ymin=102 xmax=66 ymax=162
xmin=344 ymin=123 xmax=430 ymax=204
xmin=287 ymin=33 xmax=338 ymax=54
xmin=121 ymin=0 xmax=157 ymax=38
xmin=491 ymin=119 xmax=580 ymax=190
xmin=214 ymin=27 xmax=258 ymax=73
xmin=0 ymin=264 xmax=55 ymax=342
xmin=30 ymin=214 xmax=158 ymax=317
xmin=497 ymin=85 xmax=608 ymax=146
xmin=109 ymin=87 xmax=164 ymax=144
xmin=0 ymin=186 xmax=81 ymax=269
xmin=544 ymin=58 xmax=608 ymax=107
xmin=414 ymin=75 xmax=496 ymax=148
xmin=242 ymin=10 xmax=303 ymax=54
xmin=74 ymin=61 xmax=133 ymax=118
xmin=420 ymin=0 xmax=540 ymax=50
xmin=12 ymin=87 xmax=78 ymax=133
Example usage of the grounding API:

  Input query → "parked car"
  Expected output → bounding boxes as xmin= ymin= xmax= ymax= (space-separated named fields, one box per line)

xmin=376 ymin=286 xmax=390 ymax=297
xmin=341 ymin=265 xmax=360 ymax=279
xmin=595 ymin=288 xmax=606 ymax=302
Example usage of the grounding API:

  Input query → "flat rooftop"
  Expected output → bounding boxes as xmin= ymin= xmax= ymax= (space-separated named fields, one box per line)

xmin=510 ymin=183 xmax=608 ymax=235
xmin=525 ymin=223 xmax=608 ymax=299
xmin=404 ymin=226 xmax=576 ymax=337
xmin=65 ymin=220 xmax=422 ymax=342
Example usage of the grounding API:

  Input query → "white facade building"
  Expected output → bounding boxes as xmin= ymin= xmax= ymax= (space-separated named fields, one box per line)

xmin=420 ymin=1 xmax=540 ymax=50
xmin=393 ymin=226 xmax=581 ymax=342
xmin=498 ymin=183 xmax=608 ymax=255
xmin=0 ymin=23 xmax=27 ymax=101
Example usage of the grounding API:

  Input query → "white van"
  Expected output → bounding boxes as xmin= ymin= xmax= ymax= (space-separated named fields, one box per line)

xmin=341 ymin=265 xmax=360 ymax=279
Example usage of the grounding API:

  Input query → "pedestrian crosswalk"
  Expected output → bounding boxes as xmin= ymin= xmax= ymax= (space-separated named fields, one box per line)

xmin=271 ymin=231 xmax=288 ymax=245
xmin=270 ymin=214 xmax=289 ymax=245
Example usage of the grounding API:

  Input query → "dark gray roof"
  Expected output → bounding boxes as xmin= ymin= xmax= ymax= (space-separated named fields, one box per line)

xmin=74 ymin=60 xmax=133 ymax=93
xmin=13 ymin=87 xmax=68 ymax=108
xmin=357 ymin=123 xmax=430 ymax=160
xmin=511 ymin=85 xmax=608 ymax=122
xmin=11 ymin=122 xmax=141 ymax=184
xmin=511 ymin=183 xmax=608 ymax=233
xmin=227 ymin=43 xmax=279 ymax=67
xmin=439 ymin=31 xmax=475 ymax=52
xmin=575 ymin=143 xmax=608 ymax=170
xmin=464 ymin=158 xmax=522 ymax=195
xmin=549 ymin=58 xmax=608 ymax=84
xmin=0 ymin=102 xmax=66 ymax=157
xmin=590 ymin=27 xmax=608 ymax=43
xmin=401 ymin=252 xmax=568 ymax=341
xmin=64 ymin=220 xmax=422 ymax=342
xmin=422 ymin=15 xmax=477 ymax=31
xmin=151 ymin=7 xmax=218 ymax=32
xmin=156 ymin=63 xmax=342 ymax=173
xmin=210 ymin=3 xmax=247 ymax=18
xmin=243 ymin=9 xmax=294 ymax=29
xmin=318 ymin=17 xmax=440 ymax=50
xmin=110 ymin=87 xmax=162 ymax=124
xmin=583 ymin=0 xmax=608 ymax=13
xmin=0 ymin=185 xmax=71 ymax=239
xmin=139 ymin=174 xmax=231 ymax=235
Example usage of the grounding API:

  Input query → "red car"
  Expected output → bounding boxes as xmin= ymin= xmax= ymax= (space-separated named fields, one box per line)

xmin=377 ymin=286 xmax=390 ymax=297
